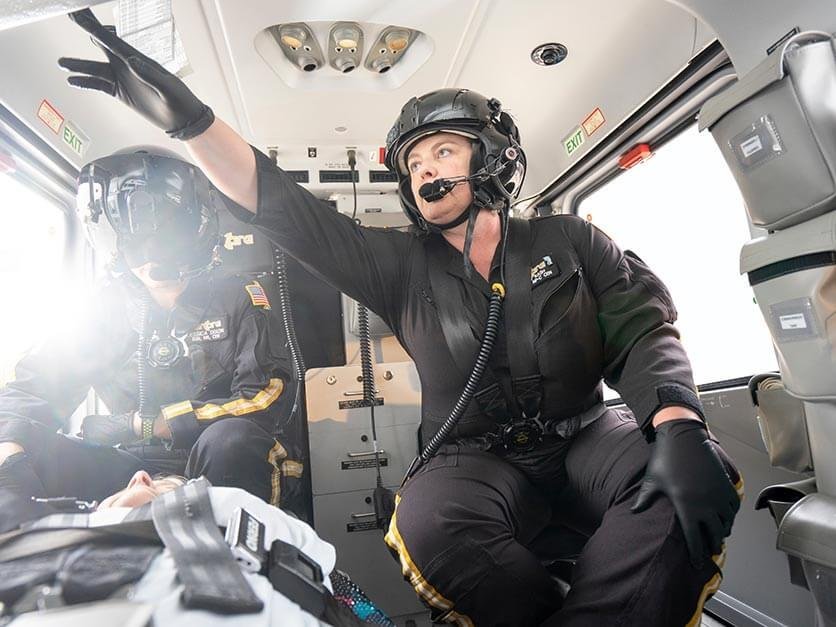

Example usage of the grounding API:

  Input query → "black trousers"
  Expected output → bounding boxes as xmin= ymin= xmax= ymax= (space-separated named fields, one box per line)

xmin=1 ymin=418 xmax=286 ymax=506
xmin=385 ymin=409 xmax=730 ymax=626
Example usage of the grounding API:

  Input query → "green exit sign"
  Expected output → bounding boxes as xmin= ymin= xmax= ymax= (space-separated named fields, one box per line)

xmin=61 ymin=121 xmax=88 ymax=158
xmin=563 ymin=127 xmax=585 ymax=157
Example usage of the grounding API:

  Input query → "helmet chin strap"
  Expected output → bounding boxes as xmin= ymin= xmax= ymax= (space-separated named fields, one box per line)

xmin=423 ymin=205 xmax=472 ymax=233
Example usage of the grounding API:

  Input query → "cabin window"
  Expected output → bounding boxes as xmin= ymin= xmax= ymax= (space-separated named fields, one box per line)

xmin=0 ymin=174 xmax=69 ymax=385
xmin=579 ymin=124 xmax=778 ymax=391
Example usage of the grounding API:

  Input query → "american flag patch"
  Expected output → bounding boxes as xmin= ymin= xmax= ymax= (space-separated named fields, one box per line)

xmin=245 ymin=280 xmax=271 ymax=310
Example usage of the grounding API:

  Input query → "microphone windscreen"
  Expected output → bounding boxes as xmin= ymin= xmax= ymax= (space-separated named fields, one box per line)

xmin=418 ymin=181 xmax=437 ymax=200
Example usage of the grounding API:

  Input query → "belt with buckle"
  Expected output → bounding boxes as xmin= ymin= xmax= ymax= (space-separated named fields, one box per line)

xmin=489 ymin=401 xmax=608 ymax=453
xmin=500 ymin=416 xmax=546 ymax=453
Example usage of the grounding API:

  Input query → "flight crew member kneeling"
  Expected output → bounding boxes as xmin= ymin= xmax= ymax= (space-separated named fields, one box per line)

xmin=60 ymin=10 xmax=742 ymax=626
xmin=0 ymin=146 xmax=300 ymax=512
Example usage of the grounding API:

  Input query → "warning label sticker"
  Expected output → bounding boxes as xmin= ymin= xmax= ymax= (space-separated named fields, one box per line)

xmin=582 ymin=107 xmax=605 ymax=137
xmin=338 ymin=398 xmax=384 ymax=410
xmin=346 ymin=520 xmax=378 ymax=533
xmin=37 ymin=100 xmax=64 ymax=134
xmin=341 ymin=458 xmax=389 ymax=471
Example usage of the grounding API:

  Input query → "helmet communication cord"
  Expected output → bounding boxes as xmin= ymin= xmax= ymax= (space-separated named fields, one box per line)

xmin=344 ymin=148 xmax=395 ymax=529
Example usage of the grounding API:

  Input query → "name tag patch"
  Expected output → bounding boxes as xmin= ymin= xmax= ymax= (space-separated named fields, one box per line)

xmin=190 ymin=317 xmax=228 ymax=342
xmin=531 ymin=255 xmax=558 ymax=287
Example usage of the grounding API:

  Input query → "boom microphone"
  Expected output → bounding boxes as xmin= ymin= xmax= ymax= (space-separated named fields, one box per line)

xmin=418 ymin=177 xmax=464 ymax=202
xmin=417 ymin=147 xmax=520 ymax=202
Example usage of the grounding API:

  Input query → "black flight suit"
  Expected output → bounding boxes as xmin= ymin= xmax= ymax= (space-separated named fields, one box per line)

xmin=0 ymin=271 xmax=301 ymax=509
xmin=222 ymin=148 xmax=741 ymax=626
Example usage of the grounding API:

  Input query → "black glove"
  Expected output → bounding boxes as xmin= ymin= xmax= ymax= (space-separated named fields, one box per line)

xmin=80 ymin=413 xmax=137 ymax=447
xmin=58 ymin=9 xmax=214 ymax=140
xmin=631 ymin=419 xmax=742 ymax=568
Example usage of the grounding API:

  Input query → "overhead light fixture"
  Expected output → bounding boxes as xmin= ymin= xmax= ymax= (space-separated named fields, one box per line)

xmin=272 ymin=23 xmax=324 ymax=72
xmin=365 ymin=26 xmax=415 ymax=74
xmin=385 ymin=30 xmax=410 ymax=53
xmin=333 ymin=23 xmax=360 ymax=49
xmin=280 ymin=32 xmax=304 ymax=49
xmin=329 ymin=22 xmax=363 ymax=73
xmin=263 ymin=22 xmax=422 ymax=77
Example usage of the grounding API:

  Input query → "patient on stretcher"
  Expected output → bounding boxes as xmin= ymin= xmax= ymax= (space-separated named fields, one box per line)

xmin=0 ymin=471 xmax=394 ymax=626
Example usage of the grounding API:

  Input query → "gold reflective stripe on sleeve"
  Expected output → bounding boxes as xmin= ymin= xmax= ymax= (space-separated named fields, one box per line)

xmin=162 ymin=400 xmax=194 ymax=421
xmin=282 ymin=460 xmax=304 ymax=478
xmin=267 ymin=440 xmax=288 ymax=506
xmin=193 ymin=378 xmax=284 ymax=421
xmin=383 ymin=495 xmax=474 ymax=627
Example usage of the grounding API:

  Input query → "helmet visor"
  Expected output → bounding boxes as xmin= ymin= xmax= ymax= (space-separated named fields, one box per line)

xmin=76 ymin=153 xmax=210 ymax=266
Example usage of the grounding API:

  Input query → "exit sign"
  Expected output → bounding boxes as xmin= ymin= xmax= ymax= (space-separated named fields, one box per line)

xmin=563 ymin=127 xmax=585 ymax=157
xmin=61 ymin=121 xmax=89 ymax=158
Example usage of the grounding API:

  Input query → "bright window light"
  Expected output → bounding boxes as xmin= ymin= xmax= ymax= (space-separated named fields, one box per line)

xmin=580 ymin=124 xmax=778 ymax=395
xmin=0 ymin=174 xmax=73 ymax=385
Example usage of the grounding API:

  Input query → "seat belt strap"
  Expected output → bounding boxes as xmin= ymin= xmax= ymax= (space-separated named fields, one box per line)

xmin=425 ymin=237 xmax=510 ymax=422
xmin=0 ymin=507 xmax=160 ymax=563
xmin=151 ymin=477 xmax=264 ymax=614
xmin=505 ymin=218 xmax=543 ymax=419
xmin=425 ymin=237 xmax=481 ymax=377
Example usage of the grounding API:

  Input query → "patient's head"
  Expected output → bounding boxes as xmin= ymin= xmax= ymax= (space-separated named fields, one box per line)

xmin=97 ymin=470 xmax=186 ymax=509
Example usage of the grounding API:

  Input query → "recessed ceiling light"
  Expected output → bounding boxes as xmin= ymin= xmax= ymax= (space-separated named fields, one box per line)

xmin=334 ymin=125 xmax=348 ymax=133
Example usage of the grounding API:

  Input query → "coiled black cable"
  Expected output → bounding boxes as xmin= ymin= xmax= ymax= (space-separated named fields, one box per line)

xmin=273 ymin=248 xmax=307 ymax=435
xmin=356 ymin=302 xmax=385 ymax=489
xmin=273 ymin=247 xmax=315 ymax=524
xmin=403 ymin=284 xmax=504 ymax=482
xmin=357 ymin=304 xmax=374 ymax=401
xmin=274 ymin=249 xmax=306 ymax=386
xmin=136 ymin=294 xmax=151 ymax=421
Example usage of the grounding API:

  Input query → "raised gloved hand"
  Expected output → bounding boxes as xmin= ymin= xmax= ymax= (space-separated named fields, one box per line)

xmin=80 ymin=412 xmax=137 ymax=447
xmin=58 ymin=9 xmax=214 ymax=140
xmin=631 ymin=419 xmax=742 ymax=568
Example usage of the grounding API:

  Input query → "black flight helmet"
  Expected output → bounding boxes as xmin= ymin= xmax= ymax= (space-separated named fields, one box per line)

xmin=385 ymin=88 xmax=526 ymax=232
xmin=76 ymin=146 xmax=219 ymax=278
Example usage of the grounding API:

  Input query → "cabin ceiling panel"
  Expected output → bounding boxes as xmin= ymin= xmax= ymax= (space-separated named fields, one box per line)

xmin=197 ymin=0 xmax=713 ymax=196
xmin=0 ymin=0 xmax=716 ymax=198
xmin=668 ymin=0 xmax=836 ymax=76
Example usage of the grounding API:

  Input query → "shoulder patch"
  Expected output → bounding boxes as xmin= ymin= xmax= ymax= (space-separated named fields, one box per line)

xmin=245 ymin=280 xmax=271 ymax=310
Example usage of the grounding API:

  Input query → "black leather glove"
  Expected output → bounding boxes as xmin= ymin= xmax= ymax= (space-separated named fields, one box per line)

xmin=80 ymin=413 xmax=137 ymax=447
xmin=631 ymin=419 xmax=742 ymax=568
xmin=58 ymin=9 xmax=214 ymax=140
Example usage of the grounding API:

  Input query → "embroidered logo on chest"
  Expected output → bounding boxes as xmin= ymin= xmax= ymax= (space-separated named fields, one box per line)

xmin=531 ymin=255 xmax=559 ymax=287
